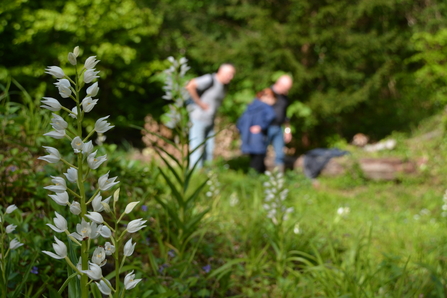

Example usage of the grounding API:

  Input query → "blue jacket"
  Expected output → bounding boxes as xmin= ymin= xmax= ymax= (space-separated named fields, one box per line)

xmin=237 ymin=99 xmax=276 ymax=154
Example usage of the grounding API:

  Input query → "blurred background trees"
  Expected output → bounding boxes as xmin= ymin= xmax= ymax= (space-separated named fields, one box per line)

xmin=2 ymin=0 xmax=447 ymax=150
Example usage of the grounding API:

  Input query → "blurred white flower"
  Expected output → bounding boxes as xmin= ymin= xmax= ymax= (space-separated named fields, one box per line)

xmin=73 ymin=46 xmax=80 ymax=57
xmin=85 ymin=212 xmax=104 ymax=224
xmin=45 ymin=66 xmax=65 ymax=79
xmin=124 ymin=238 xmax=136 ymax=256
xmin=68 ymin=52 xmax=77 ymax=65
xmin=82 ymin=140 xmax=94 ymax=155
xmin=99 ymin=226 xmax=112 ymax=238
xmin=50 ymin=113 xmax=68 ymax=130
xmin=92 ymin=246 xmax=106 ymax=266
xmin=98 ymin=172 xmax=119 ymax=191
xmin=127 ymin=218 xmax=147 ymax=233
xmin=49 ymin=191 xmax=69 ymax=206
xmin=96 ymin=279 xmax=112 ymax=295
xmin=69 ymin=106 xmax=78 ymax=119
xmin=70 ymin=201 xmax=81 ymax=215
xmin=95 ymin=116 xmax=114 ymax=133
xmin=82 ymin=262 xmax=103 ymax=280
xmin=9 ymin=238 xmax=24 ymax=250
xmin=41 ymin=97 xmax=62 ymax=111
xmin=64 ymin=167 xmax=78 ymax=183
xmin=6 ymin=224 xmax=17 ymax=234
xmin=124 ymin=270 xmax=142 ymax=290
xmin=337 ymin=207 xmax=350 ymax=216
xmin=71 ymin=137 xmax=84 ymax=153
xmin=38 ymin=146 xmax=61 ymax=163
xmin=5 ymin=204 xmax=18 ymax=214
xmin=124 ymin=201 xmax=140 ymax=214
xmin=84 ymin=69 xmax=100 ymax=83
xmin=42 ymin=236 xmax=67 ymax=259
xmin=84 ymin=56 xmax=100 ymax=70
xmin=54 ymin=79 xmax=72 ymax=98
xmin=44 ymin=129 xmax=66 ymax=139
xmin=44 ymin=176 xmax=67 ymax=193
xmin=104 ymin=242 xmax=115 ymax=255
xmin=87 ymin=82 xmax=99 ymax=97
xmin=87 ymin=151 xmax=107 ymax=170
xmin=81 ymin=96 xmax=98 ymax=113
xmin=92 ymin=194 xmax=111 ymax=212
xmin=46 ymin=212 xmax=68 ymax=233
xmin=70 ymin=219 xmax=99 ymax=240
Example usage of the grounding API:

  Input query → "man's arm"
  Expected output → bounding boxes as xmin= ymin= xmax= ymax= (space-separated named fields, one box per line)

xmin=185 ymin=79 xmax=209 ymax=111
xmin=284 ymin=122 xmax=292 ymax=144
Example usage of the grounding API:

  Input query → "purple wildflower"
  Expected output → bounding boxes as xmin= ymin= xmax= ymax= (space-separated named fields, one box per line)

xmin=31 ymin=266 xmax=39 ymax=274
xmin=168 ymin=249 xmax=175 ymax=258
xmin=158 ymin=263 xmax=168 ymax=273
xmin=202 ymin=264 xmax=211 ymax=273
xmin=141 ymin=205 xmax=148 ymax=212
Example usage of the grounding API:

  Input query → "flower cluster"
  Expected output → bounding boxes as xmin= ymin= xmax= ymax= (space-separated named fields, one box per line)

xmin=442 ymin=189 xmax=447 ymax=218
xmin=263 ymin=171 xmax=293 ymax=225
xmin=0 ymin=204 xmax=24 ymax=254
xmin=205 ymin=170 xmax=221 ymax=198
xmin=161 ymin=56 xmax=190 ymax=129
xmin=39 ymin=47 xmax=145 ymax=296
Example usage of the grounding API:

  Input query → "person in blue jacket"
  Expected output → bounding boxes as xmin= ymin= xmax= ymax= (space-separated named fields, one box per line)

xmin=237 ymin=88 xmax=277 ymax=173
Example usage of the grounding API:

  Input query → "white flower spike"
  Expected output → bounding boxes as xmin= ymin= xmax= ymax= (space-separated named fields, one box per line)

xmin=104 ymin=242 xmax=115 ymax=255
xmin=81 ymin=96 xmax=99 ymax=113
xmin=85 ymin=211 xmax=104 ymax=224
xmin=46 ymin=212 xmax=68 ymax=233
xmin=94 ymin=116 xmax=114 ymax=134
xmin=64 ymin=167 xmax=78 ymax=183
xmin=44 ymin=129 xmax=66 ymax=139
xmin=6 ymin=224 xmax=17 ymax=234
xmin=86 ymin=82 xmax=99 ymax=97
xmin=84 ymin=56 xmax=100 ymax=70
xmin=96 ymin=279 xmax=112 ymax=295
xmin=82 ymin=262 xmax=103 ymax=280
xmin=41 ymin=97 xmax=62 ymax=111
xmin=82 ymin=140 xmax=94 ymax=155
xmin=71 ymin=136 xmax=84 ymax=153
xmin=45 ymin=66 xmax=65 ymax=79
xmin=92 ymin=246 xmax=106 ymax=267
xmin=9 ymin=238 xmax=24 ymax=250
xmin=92 ymin=194 xmax=111 ymax=213
xmin=50 ymin=114 xmax=68 ymax=131
xmin=126 ymin=218 xmax=147 ymax=233
xmin=124 ymin=238 xmax=136 ymax=256
xmin=87 ymin=151 xmax=107 ymax=170
xmin=124 ymin=271 xmax=142 ymax=290
xmin=44 ymin=176 xmax=67 ymax=193
xmin=42 ymin=236 xmax=67 ymax=259
xmin=38 ymin=146 xmax=61 ymax=163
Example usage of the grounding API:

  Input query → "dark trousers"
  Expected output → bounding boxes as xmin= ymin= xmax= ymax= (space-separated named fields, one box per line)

xmin=249 ymin=153 xmax=266 ymax=173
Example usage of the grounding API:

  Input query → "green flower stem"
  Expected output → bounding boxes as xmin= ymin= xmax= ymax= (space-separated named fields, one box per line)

xmin=86 ymin=188 xmax=101 ymax=205
xmin=64 ymin=256 xmax=82 ymax=275
xmin=83 ymin=129 xmax=96 ymax=143
xmin=103 ymin=221 xmax=115 ymax=233
xmin=67 ymin=188 xmax=82 ymax=199
xmin=61 ymin=105 xmax=75 ymax=114
xmin=0 ymin=224 xmax=6 ymax=298
xmin=101 ymin=276 xmax=116 ymax=293
xmin=64 ymin=230 xmax=82 ymax=246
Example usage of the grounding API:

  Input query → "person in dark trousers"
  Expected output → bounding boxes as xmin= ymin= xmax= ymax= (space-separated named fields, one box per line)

xmin=269 ymin=75 xmax=293 ymax=172
xmin=237 ymin=88 xmax=277 ymax=173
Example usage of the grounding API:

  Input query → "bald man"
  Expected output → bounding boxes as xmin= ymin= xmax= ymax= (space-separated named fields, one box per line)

xmin=268 ymin=75 xmax=293 ymax=171
xmin=186 ymin=63 xmax=236 ymax=169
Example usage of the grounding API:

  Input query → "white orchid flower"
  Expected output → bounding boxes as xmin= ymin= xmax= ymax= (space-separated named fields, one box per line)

xmin=124 ymin=202 xmax=140 ymax=214
xmin=104 ymin=242 xmax=115 ymax=255
xmin=85 ymin=212 xmax=104 ymax=224
xmin=43 ymin=129 xmax=66 ymax=139
xmin=124 ymin=271 xmax=142 ymax=290
xmin=64 ymin=167 xmax=78 ymax=183
xmin=70 ymin=201 xmax=81 ymax=215
xmin=41 ymin=97 xmax=62 ymax=111
xmin=42 ymin=236 xmax=67 ymax=259
xmin=50 ymin=113 xmax=68 ymax=131
xmin=71 ymin=136 xmax=84 ymax=153
xmin=123 ymin=238 xmax=136 ymax=257
xmin=49 ymin=191 xmax=69 ymax=206
xmin=82 ymin=262 xmax=103 ymax=280
xmin=9 ymin=238 xmax=24 ymax=250
xmin=99 ymin=225 xmax=112 ymax=238
xmin=38 ymin=146 xmax=61 ymax=163
xmin=70 ymin=219 xmax=100 ymax=241
xmin=69 ymin=106 xmax=78 ymax=119
xmin=54 ymin=79 xmax=72 ymax=98
xmin=44 ymin=176 xmax=67 ymax=193
xmin=98 ymin=172 xmax=119 ymax=191
xmin=82 ymin=140 xmax=94 ymax=155
xmin=96 ymin=279 xmax=112 ymax=295
xmin=92 ymin=246 xmax=106 ymax=266
xmin=87 ymin=151 xmax=107 ymax=170
xmin=81 ymin=96 xmax=98 ymax=113
xmin=94 ymin=116 xmax=114 ymax=134
xmin=126 ymin=218 xmax=147 ymax=233
xmin=84 ymin=56 xmax=100 ymax=70
xmin=5 ymin=204 xmax=18 ymax=214
xmin=84 ymin=69 xmax=100 ymax=83
xmin=46 ymin=212 xmax=68 ymax=233
xmin=92 ymin=195 xmax=111 ymax=213
xmin=45 ymin=66 xmax=65 ymax=79
xmin=68 ymin=52 xmax=77 ymax=65
xmin=86 ymin=82 xmax=99 ymax=97
xmin=6 ymin=224 xmax=17 ymax=234
xmin=73 ymin=46 xmax=80 ymax=57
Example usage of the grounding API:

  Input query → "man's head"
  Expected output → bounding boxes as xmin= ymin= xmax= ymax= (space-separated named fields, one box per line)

xmin=273 ymin=75 xmax=293 ymax=95
xmin=216 ymin=63 xmax=236 ymax=85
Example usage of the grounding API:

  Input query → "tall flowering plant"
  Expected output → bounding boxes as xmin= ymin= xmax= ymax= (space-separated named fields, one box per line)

xmin=39 ymin=47 xmax=145 ymax=297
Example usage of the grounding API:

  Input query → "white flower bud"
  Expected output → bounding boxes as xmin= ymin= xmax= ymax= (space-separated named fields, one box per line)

xmin=70 ymin=201 xmax=81 ymax=215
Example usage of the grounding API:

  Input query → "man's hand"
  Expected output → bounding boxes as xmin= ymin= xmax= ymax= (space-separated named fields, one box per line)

xmin=200 ymin=102 xmax=210 ymax=111
xmin=250 ymin=125 xmax=262 ymax=134
xmin=284 ymin=127 xmax=292 ymax=144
